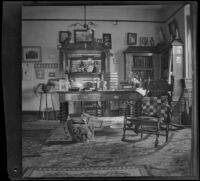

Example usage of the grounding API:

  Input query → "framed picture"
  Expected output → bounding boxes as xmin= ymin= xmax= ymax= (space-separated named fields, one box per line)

xmin=74 ymin=29 xmax=94 ymax=43
xmin=168 ymin=19 xmax=178 ymax=40
xmin=35 ymin=69 xmax=45 ymax=79
xmin=22 ymin=46 xmax=41 ymax=62
xmin=97 ymin=39 xmax=102 ymax=43
xmin=49 ymin=72 xmax=55 ymax=77
xmin=127 ymin=33 xmax=137 ymax=45
xmin=59 ymin=31 xmax=71 ymax=44
xmin=103 ymin=33 xmax=112 ymax=49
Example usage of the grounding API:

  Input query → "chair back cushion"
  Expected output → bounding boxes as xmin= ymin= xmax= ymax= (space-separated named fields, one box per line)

xmin=141 ymin=96 xmax=169 ymax=121
xmin=148 ymin=79 xmax=171 ymax=95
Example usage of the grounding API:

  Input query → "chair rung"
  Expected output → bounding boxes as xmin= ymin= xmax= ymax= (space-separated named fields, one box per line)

xmin=125 ymin=128 xmax=135 ymax=131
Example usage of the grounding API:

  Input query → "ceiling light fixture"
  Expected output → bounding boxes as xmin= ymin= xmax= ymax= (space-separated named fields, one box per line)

xmin=68 ymin=5 xmax=97 ymax=31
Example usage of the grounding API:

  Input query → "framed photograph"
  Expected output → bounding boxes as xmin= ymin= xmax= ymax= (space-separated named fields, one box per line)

xmin=103 ymin=33 xmax=112 ymax=49
xmin=49 ymin=72 xmax=55 ymax=77
xmin=22 ymin=46 xmax=42 ymax=62
xmin=35 ymin=69 xmax=45 ymax=79
xmin=97 ymin=39 xmax=103 ymax=43
xmin=127 ymin=33 xmax=137 ymax=45
xmin=59 ymin=31 xmax=71 ymax=44
xmin=168 ymin=19 xmax=178 ymax=40
xmin=74 ymin=29 xmax=94 ymax=43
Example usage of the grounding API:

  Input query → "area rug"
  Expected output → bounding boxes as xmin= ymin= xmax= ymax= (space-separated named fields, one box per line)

xmin=22 ymin=139 xmax=41 ymax=157
xmin=22 ymin=129 xmax=52 ymax=157
xmin=23 ymin=165 xmax=149 ymax=177
xmin=45 ymin=124 xmax=73 ymax=145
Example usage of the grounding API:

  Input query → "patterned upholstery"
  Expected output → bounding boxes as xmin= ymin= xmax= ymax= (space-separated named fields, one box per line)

xmin=125 ymin=96 xmax=169 ymax=122
xmin=140 ymin=96 xmax=169 ymax=122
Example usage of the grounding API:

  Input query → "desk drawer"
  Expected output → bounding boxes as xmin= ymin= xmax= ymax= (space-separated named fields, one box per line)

xmin=100 ymin=92 xmax=141 ymax=101
xmin=59 ymin=91 xmax=143 ymax=102
xmin=65 ymin=93 xmax=101 ymax=101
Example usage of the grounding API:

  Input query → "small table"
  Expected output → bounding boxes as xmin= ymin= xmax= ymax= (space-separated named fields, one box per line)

xmin=38 ymin=91 xmax=57 ymax=120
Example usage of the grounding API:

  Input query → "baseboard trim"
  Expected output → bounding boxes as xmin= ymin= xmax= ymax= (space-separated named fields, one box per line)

xmin=22 ymin=111 xmax=60 ymax=120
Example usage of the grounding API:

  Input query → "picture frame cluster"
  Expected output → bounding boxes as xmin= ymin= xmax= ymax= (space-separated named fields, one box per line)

xmin=58 ymin=29 xmax=112 ymax=49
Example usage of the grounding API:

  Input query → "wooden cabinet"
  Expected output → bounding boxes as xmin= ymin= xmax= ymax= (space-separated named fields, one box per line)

xmin=123 ymin=41 xmax=185 ymax=102
xmin=59 ymin=43 xmax=110 ymax=116
xmin=59 ymin=43 xmax=110 ymax=80
xmin=123 ymin=46 xmax=158 ymax=84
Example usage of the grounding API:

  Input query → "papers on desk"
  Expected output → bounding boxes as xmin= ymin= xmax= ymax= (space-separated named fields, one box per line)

xmin=136 ymin=88 xmax=147 ymax=96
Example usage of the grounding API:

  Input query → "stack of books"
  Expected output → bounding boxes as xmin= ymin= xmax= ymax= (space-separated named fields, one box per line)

xmin=104 ymin=72 xmax=119 ymax=90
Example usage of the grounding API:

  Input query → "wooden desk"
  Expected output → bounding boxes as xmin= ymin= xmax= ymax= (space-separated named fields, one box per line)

xmin=57 ymin=90 xmax=143 ymax=121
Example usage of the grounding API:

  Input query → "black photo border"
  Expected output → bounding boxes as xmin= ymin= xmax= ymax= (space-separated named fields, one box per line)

xmin=2 ymin=1 xmax=199 ymax=180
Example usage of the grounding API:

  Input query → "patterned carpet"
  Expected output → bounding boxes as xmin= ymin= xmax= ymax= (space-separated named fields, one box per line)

xmin=22 ymin=119 xmax=192 ymax=178
xmin=22 ymin=129 xmax=52 ymax=157
xmin=23 ymin=165 xmax=149 ymax=177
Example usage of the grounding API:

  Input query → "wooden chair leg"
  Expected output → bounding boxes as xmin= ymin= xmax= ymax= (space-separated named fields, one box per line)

xmin=155 ymin=131 xmax=159 ymax=147
xmin=122 ymin=125 xmax=126 ymax=141
xmin=140 ymin=126 xmax=143 ymax=140
xmin=134 ymin=124 xmax=139 ymax=135
xmin=166 ymin=124 xmax=169 ymax=142
xmin=122 ymin=117 xmax=126 ymax=141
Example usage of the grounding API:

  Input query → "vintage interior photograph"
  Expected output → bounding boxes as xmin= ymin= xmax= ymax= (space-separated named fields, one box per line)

xmin=3 ymin=1 xmax=196 ymax=179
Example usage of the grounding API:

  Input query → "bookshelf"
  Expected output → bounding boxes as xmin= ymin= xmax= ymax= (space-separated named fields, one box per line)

xmin=132 ymin=56 xmax=154 ymax=79
xmin=123 ymin=46 xmax=156 ymax=83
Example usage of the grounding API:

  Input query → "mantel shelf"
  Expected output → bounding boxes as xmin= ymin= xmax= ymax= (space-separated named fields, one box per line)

xmin=60 ymin=42 xmax=110 ymax=51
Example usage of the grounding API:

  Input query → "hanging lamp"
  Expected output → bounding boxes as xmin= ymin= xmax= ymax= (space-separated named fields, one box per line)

xmin=68 ymin=5 xmax=97 ymax=31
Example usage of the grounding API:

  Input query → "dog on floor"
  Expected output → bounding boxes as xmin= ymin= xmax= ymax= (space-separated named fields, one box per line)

xmin=64 ymin=117 xmax=95 ymax=143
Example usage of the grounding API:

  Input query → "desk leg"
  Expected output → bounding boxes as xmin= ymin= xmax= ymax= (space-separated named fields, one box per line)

xmin=60 ymin=103 xmax=64 ymax=122
xmin=60 ymin=102 xmax=69 ymax=122
xmin=81 ymin=101 xmax=83 ymax=114
xmin=105 ymin=101 xmax=110 ymax=116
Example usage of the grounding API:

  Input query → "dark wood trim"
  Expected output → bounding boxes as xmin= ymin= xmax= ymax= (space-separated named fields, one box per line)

xmin=22 ymin=110 xmax=60 ymax=120
xmin=22 ymin=110 xmax=60 ymax=114
xmin=22 ymin=18 xmax=164 ymax=23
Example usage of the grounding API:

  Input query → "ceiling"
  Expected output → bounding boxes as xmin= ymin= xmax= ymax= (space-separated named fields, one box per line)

xmin=22 ymin=3 xmax=186 ymax=22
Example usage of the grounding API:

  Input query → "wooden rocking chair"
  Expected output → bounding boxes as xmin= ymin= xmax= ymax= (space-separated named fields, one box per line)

xmin=122 ymin=79 xmax=172 ymax=147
